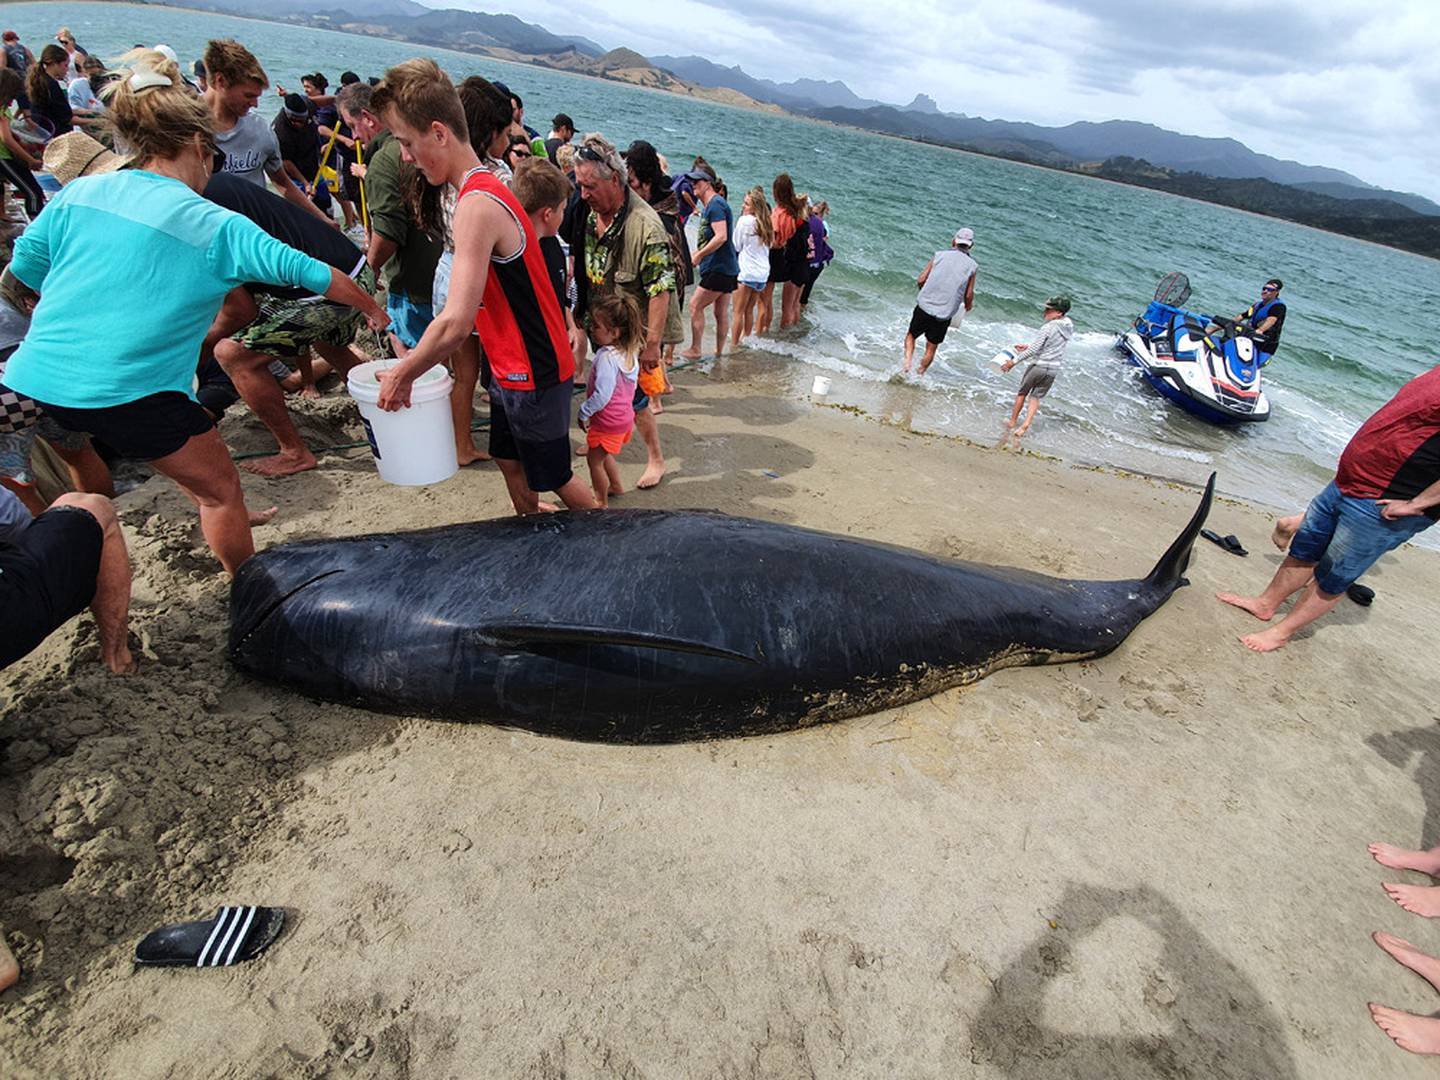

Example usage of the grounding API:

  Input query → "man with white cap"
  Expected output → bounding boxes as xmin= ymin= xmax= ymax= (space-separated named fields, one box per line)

xmin=902 ymin=226 xmax=978 ymax=376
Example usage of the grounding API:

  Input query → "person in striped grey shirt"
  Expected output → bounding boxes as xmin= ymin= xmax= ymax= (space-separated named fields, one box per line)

xmin=1002 ymin=294 xmax=1073 ymax=440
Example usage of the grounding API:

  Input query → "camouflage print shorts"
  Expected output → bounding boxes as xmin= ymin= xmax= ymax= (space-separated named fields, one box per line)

xmin=237 ymin=264 xmax=376 ymax=357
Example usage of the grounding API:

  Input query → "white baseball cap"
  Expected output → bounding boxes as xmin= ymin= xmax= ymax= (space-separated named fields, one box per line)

xmin=953 ymin=227 xmax=975 ymax=247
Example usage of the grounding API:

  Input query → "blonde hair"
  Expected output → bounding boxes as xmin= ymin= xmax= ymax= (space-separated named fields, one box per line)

xmin=372 ymin=59 xmax=465 ymax=140
xmin=745 ymin=186 xmax=774 ymax=246
xmin=102 ymin=51 xmax=214 ymax=163
xmin=512 ymin=157 xmax=571 ymax=214
xmin=202 ymin=39 xmax=267 ymax=88
xmin=588 ymin=291 xmax=645 ymax=362
xmin=555 ymin=143 xmax=576 ymax=172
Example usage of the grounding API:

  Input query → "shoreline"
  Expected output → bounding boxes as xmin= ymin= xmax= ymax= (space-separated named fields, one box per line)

xmin=3 ymin=366 xmax=1437 ymax=1077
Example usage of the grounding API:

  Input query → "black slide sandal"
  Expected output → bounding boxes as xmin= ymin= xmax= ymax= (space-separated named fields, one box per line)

xmin=1346 ymin=583 xmax=1375 ymax=606
xmin=135 ymin=906 xmax=285 ymax=969
xmin=1201 ymin=529 xmax=1248 ymax=556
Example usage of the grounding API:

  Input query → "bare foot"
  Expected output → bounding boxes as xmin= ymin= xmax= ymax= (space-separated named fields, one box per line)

xmin=536 ymin=501 xmax=560 ymax=513
xmin=300 ymin=385 xmax=321 ymax=400
xmin=1240 ymin=627 xmax=1290 ymax=653
xmin=0 ymin=936 xmax=17 ymax=993
xmin=651 ymin=398 xmax=663 ymax=415
xmin=1272 ymin=515 xmax=1301 ymax=552
xmin=574 ymin=444 xmax=587 ymax=458
xmin=1369 ymin=1003 xmax=1440 ymax=1056
xmin=1012 ymin=425 xmax=1030 ymax=439
xmin=679 ymin=349 xmax=702 ymax=360
xmin=1374 ymin=932 xmax=1440 ymax=994
xmin=637 ymin=462 xmax=666 ymax=490
xmin=248 ymin=506 xmax=280 ymax=527
xmin=609 ymin=483 xmax=625 ymax=497
xmin=239 ymin=450 xmax=317 ymax=478
xmin=1371 ymin=843 xmax=1440 ymax=876
xmin=1215 ymin=592 xmax=1277 ymax=620
xmin=1386 ymin=882 xmax=1440 ymax=918
xmin=457 ymin=446 xmax=491 ymax=466
xmin=1003 ymin=418 xmax=1014 ymax=430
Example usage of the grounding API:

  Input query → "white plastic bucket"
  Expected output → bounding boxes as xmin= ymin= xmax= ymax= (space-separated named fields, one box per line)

xmin=811 ymin=375 xmax=833 ymax=397
xmin=347 ymin=360 xmax=458 ymax=486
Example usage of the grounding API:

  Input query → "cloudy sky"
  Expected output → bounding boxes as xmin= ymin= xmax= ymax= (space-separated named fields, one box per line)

xmin=439 ymin=0 xmax=1439 ymax=200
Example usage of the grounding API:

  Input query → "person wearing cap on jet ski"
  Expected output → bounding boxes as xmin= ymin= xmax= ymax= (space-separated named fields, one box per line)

xmin=1222 ymin=278 xmax=1286 ymax=362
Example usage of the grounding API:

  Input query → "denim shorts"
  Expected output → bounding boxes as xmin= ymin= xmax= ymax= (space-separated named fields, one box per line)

xmin=1288 ymin=481 xmax=1434 ymax=594
xmin=385 ymin=289 xmax=434 ymax=351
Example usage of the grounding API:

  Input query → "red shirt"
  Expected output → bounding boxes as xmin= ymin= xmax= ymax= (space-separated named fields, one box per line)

xmin=460 ymin=170 xmax=574 ymax=391
xmin=1335 ymin=365 xmax=1440 ymax=519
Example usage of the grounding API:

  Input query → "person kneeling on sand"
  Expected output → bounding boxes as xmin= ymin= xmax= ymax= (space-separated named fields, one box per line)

xmin=1001 ymin=295 xmax=1073 ymax=439
xmin=1216 ymin=364 xmax=1440 ymax=652
xmin=0 ymin=485 xmax=132 ymax=674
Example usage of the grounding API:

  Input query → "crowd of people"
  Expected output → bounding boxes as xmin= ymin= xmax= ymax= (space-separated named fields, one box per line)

xmin=0 ymin=33 xmax=846 ymax=673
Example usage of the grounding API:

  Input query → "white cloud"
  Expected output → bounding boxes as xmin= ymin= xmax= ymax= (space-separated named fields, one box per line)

xmin=435 ymin=0 xmax=1440 ymax=200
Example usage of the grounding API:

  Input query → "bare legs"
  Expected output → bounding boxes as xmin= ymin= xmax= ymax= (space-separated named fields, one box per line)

xmin=214 ymin=339 xmax=317 ymax=478
xmin=730 ymin=285 xmax=760 ymax=348
xmin=0 ymin=935 xmax=16 ymax=993
xmin=1215 ymin=556 xmax=1342 ymax=652
xmin=916 ymin=342 xmax=940 ymax=377
xmin=148 ymin=429 xmax=255 ymax=576
xmin=633 ymin=404 xmax=666 ymax=489
xmin=683 ymin=287 xmax=729 ymax=359
xmin=1272 ymin=514 xmax=1302 ymax=551
xmin=447 ymin=336 xmax=489 ymax=466
xmin=757 ymin=280 xmax=777 ymax=335
xmin=1006 ymin=394 xmax=1041 ymax=437
xmin=494 ymin=458 xmax=597 ymax=515
xmin=50 ymin=492 xmax=133 ymax=674
xmin=585 ymin=447 xmax=624 ymax=507
xmin=52 ymin=440 xmax=114 ymax=498
xmin=780 ymin=281 xmax=802 ymax=328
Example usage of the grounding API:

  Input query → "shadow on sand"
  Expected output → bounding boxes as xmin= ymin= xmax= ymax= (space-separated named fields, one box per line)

xmin=1369 ymin=720 xmax=1440 ymax=848
xmin=972 ymin=881 xmax=1299 ymax=1079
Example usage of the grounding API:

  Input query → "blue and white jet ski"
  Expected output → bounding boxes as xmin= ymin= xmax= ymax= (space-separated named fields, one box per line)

xmin=1116 ymin=273 xmax=1271 ymax=425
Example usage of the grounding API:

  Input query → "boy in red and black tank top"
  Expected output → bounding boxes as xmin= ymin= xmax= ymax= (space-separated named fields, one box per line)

xmin=371 ymin=59 xmax=596 ymax=512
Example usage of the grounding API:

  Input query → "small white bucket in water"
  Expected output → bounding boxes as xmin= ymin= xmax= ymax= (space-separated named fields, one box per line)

xmin=347 ymin=360 xmax=458 ymax=486
xmin=812 ymin=374 xmax=833 ymax=397
xmin=988 ymin=348 xmax=1017 ymax=373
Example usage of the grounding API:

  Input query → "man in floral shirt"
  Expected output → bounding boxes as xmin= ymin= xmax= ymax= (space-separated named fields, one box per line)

xmin=571 ymin=134 xmax=677 ymax=489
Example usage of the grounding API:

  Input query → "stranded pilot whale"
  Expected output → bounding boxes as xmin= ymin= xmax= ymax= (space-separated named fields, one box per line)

xmin=229 ymin=474 xmax=1214 ymax=742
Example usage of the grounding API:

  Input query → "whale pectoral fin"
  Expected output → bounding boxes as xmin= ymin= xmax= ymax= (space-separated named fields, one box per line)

xmin=476 ymin=622 xmax=760 ymax=665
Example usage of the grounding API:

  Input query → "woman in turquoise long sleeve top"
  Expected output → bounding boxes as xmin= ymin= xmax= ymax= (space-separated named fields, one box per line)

xmin=0 ymin=56 xmax=386 ymax=574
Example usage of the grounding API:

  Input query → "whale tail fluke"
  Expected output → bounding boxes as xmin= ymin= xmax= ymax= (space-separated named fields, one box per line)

xmin=1143 ymin=472 xmax=1216 ymax=592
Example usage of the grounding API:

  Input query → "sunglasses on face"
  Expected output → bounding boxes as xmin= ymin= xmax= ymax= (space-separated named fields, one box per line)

xmin=1261 ymin=286 xmax=1277 ymax=293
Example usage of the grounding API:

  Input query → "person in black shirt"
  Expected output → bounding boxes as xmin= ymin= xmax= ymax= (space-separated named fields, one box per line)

xmin=202 ymin=172 xmax=383 ymax=476
xmin=271 ymin=92 xmax=330 ymax=214
xmin=26 ymin=45 xmax=74 ymax=136
xmin=1234 ymin=278 xmax=1286 ymax=359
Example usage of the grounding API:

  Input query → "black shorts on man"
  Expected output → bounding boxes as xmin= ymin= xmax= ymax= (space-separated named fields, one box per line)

xmin=907 ymin=305 xmax=951 ymax=346
xmin=488 ymin=379 xmax=575 ymax=493
xmin=0 ymin=505 xmax=103 ymax=669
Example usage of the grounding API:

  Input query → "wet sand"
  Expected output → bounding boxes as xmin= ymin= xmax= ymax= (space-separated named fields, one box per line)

xmin=1 ymin=364 xmax=1437 ymax=1078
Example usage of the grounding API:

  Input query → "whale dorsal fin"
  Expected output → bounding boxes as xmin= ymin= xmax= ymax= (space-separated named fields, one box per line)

xmin=477 ymin=622 xmax=760 ymax=664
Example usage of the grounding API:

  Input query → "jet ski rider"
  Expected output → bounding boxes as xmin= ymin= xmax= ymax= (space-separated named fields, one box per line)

xmin=1233 ymin=278 xmax=1286 ymax=362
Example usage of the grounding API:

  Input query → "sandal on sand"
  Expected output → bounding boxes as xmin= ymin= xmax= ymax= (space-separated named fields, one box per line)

xmin=135 ymin=905 xmax=284 ymax=968
xmin=1201 ymin=529 xmax=1248 ymax=557
xmin=1347 ymin=583 xmax=1375 ymax=607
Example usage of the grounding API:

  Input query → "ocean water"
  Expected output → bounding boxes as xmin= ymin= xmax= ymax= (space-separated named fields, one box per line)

xmin=14 ymin=3 xmax=1440 ymax=536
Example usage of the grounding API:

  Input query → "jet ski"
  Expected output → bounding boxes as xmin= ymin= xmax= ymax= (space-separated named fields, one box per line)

xmin=1115 ymin=272 xmax=1271 ymax=425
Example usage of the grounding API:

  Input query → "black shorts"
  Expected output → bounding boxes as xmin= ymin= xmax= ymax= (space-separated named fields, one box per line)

xmin=38 ymin=392 xmax=215 ymax=461
xmin=488 ymin=380 xmax=574 ymax=493
xmin=698 ymin=271 xmax=738 ymax=294
xmin=0 ymin=505 xmax=104 ymax=669
xmin=907 ymin=306 xmax=952 ymax=346
xmin=767 ymin=247 xmax=790 ymax=285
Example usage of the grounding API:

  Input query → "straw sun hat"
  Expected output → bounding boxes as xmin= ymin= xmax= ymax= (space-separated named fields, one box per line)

xmin=43 ymin=131 xmax=131 ymax=188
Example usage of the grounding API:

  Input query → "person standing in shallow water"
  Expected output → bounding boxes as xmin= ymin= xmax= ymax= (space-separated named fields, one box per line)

xmin=902 ymin=227 xmax=977 ymax=376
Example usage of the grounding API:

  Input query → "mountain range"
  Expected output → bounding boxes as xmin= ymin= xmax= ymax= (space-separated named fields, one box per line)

xmin=160 ymin=0 xmax=1439 ymax=222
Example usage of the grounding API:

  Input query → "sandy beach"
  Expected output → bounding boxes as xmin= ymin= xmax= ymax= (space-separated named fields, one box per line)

xmin=1 ymin=361 xmax=1437 ymax=1078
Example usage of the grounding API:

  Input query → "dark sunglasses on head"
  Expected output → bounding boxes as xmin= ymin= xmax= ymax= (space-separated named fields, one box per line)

xmin=576 ymin=145 xmax=606 ymax=164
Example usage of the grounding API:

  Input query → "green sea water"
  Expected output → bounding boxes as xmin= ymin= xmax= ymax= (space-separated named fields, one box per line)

xmin=14 ymin=3 xmax=1440 ymax=535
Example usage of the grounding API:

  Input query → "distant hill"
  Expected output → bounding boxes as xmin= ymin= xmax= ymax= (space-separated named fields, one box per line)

xmin=650 ymin=55 xmax=888 ymax=111
xmin=1291 ymin=181 xmax=1440 ymax=217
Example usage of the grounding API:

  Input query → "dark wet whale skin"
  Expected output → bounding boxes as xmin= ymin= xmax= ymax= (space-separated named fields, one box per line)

xmin=229 ymin=477 xmax=1213 ymax=742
